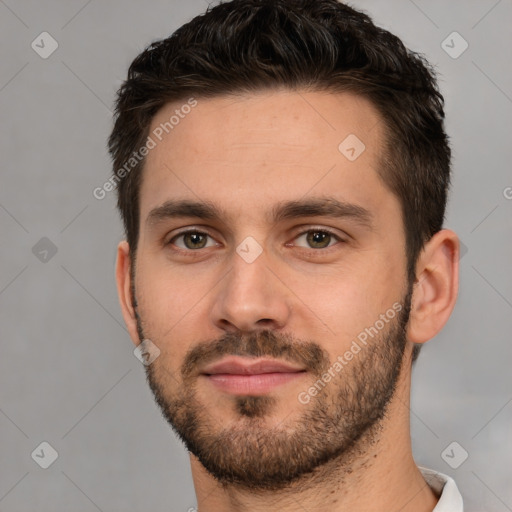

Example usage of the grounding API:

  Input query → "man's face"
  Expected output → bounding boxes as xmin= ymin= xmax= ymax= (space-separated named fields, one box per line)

xmin=131 ymin=90 xmax=412 ymax=489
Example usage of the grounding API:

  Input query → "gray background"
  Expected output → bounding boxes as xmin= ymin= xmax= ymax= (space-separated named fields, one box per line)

xmin=1 ymin=0 xmax=511 ymax=511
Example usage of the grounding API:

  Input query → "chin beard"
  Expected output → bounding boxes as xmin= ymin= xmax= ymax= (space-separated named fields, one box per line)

xmin=139 ymin=288 xmax=412 ymax=491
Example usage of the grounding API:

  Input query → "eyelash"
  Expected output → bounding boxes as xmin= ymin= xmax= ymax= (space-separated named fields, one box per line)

xmin=166 ymin=227 xmax=346 ymax=253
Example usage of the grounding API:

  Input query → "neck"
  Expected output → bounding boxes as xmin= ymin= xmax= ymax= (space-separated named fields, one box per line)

xmin=190 ymin=362 xmax=439 ymax=512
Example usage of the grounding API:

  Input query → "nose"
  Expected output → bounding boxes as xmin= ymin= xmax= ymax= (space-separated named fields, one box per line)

xmin=209 ymin=245 xmax=292 ymax=333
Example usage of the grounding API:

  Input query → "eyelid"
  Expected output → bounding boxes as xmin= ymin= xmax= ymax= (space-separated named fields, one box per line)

xmin=166 ymin=228 xmax=219 ymax=249
xmin=288 ymin=226 xmax=347 ymax=248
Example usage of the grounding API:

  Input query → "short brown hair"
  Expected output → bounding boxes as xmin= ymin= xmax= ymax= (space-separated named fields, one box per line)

xmin=108 ymin=0 xmax=451 ymax=360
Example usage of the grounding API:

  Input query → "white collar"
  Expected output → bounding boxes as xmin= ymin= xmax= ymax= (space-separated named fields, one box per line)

xmin=419 ymin=466 xmax=464 ymax=511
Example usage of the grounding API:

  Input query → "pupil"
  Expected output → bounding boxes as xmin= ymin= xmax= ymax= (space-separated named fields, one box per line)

xmin=187 ymin=233 xmax=205 ymax=249
xmin=308 ymin=231 xmax=329 ymax=248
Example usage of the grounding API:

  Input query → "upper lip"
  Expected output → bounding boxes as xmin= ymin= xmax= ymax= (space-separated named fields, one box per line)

xmin=201 ymin=357 xmax=306 ymax=375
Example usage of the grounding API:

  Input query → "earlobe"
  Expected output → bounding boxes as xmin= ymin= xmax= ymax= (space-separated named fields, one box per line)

xmin=115 ymin=241 xmax=140 ymax=347
xmin=407 ymin=229 xmax=460 ymax=344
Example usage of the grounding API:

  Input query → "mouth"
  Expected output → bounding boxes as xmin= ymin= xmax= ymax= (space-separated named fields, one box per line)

xmin=200 ymin=357 xmax=307 ymax=395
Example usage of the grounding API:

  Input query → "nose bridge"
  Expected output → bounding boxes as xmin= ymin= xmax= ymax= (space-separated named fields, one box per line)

xmin=211 ymin=240 xmax=290 ymax=332
xmin=230 ymin=245 xmax=268 ymax=298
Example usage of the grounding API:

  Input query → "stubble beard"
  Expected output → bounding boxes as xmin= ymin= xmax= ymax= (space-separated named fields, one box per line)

xmin=136 ymin=285 xmax=412 ymax=492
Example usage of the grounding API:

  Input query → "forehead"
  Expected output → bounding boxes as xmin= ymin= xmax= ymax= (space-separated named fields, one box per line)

xmin=139 ymin=89 xmax=393 ymax=225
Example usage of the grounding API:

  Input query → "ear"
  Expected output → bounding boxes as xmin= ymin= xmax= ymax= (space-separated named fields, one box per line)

xmin=407 ymin=229 xmax=460 ymax=344
xmin=115 ymin=240 xmax=140 ymax=347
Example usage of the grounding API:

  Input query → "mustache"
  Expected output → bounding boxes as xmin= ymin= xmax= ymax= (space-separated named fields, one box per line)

xmin=181 ymin=330 xmax=331 ymax=381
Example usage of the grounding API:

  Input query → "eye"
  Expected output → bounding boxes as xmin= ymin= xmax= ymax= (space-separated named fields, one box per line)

xmin=293 ymin=229 xmax=344 ymax=249
xmin=169 ymin=230 xmax=218 ymax=250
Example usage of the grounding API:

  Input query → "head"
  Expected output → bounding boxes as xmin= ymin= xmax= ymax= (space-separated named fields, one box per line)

xmin=110 ymin=0 xmax=459 ymax=491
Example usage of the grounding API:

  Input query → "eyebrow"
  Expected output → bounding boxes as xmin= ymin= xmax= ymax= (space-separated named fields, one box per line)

xmin=146 ymin=197 xmax=374 ymax=230
xmin=270 ymin=197 xmax=373 ymax=229
xmin=146 ymin=199 xmax=224 ymax=226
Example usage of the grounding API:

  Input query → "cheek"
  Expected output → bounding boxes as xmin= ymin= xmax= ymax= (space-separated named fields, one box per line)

xmin=286 ymin=251 xmax=403 ymax=354
xmin=134 ymin=261 xmax=210 ymax=361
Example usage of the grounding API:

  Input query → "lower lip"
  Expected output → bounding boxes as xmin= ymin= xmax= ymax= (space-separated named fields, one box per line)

xmin=203 ymin=372 xmax=306 ymax=395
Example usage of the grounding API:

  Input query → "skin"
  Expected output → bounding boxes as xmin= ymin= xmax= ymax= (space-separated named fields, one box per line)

xmin=116 ymin=90 xmax=459 ymax=511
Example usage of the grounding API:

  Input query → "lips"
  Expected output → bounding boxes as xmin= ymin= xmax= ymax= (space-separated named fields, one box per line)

xmin=201 ymin=357 xmax=305 ymax=375
xmin=201 ymin=357 xmax=307 ymax=395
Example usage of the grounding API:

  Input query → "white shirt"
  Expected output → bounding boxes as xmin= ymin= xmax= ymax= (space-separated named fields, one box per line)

xmin=419 ymin=466 xmax=464 ymax=511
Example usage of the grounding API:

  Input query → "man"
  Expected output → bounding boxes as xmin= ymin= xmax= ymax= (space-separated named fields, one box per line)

xmin=109 ymin=0 xmax=463 ymax=510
